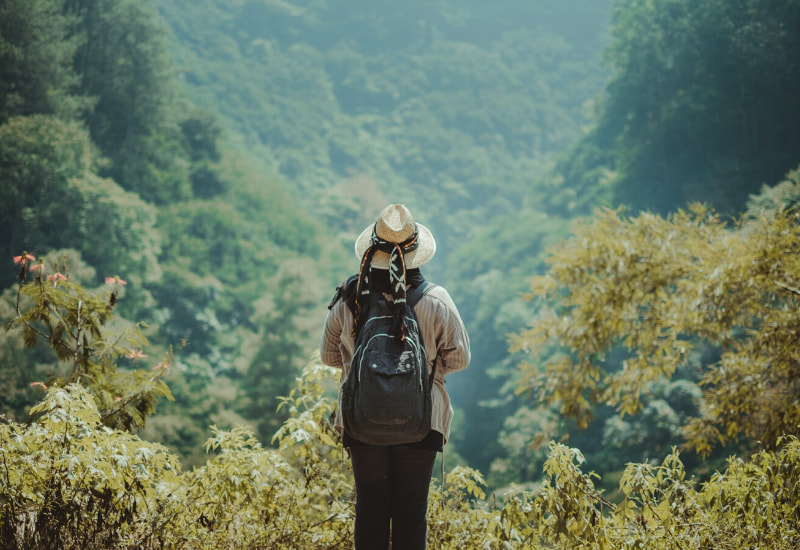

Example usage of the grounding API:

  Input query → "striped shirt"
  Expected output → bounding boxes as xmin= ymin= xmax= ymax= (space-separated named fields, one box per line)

xmin=320 ymin=283 xmax=471 ymax=444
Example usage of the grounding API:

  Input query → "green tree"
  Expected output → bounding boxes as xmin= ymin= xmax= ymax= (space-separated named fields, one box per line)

xmin=0 ymin=0 xmax=87 ymax=123
xmin=1 ymin=251 xmax=105 ymax=422
xmin=444 ymin=209 xmax=572 ymax=474
xmin=0 ymin=115 xmax=162 ymax=292
xmin=179 ymin=107 xmax=229 ymax=198
xmin=5 ymin=252 xmax=171 ymax=431
xmin=240 ymin=258 xmax=330 ymax=442
xmin=562 ymin=0 xmax=800 ymax=214
xmin=66 ymin=0 xmax=190 ymax=204
xmin=142 ymin=151 xmax=346 ymax=458
xmin=512 ymin=167 xmax=800 ymax=454
xmin=488 ymin=405 xmax=554 ymax=489
xmin=4 ymin=292 xmax=800 ymax=547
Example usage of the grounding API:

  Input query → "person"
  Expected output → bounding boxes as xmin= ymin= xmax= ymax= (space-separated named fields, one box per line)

xmin=320 ymin=203 xmax=470 ymax=550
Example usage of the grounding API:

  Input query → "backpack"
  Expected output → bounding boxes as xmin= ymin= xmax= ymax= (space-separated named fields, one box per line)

xmin=340 ymin=279 xmax=436 ymax=445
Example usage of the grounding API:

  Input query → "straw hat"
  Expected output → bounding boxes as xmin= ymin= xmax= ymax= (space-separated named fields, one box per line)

xmin=354 ymin=204 xmax=436 ymax=269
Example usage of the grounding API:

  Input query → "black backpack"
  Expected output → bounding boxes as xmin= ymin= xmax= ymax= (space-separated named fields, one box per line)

xmin=340 ymin=280 xmax=436 ymax=445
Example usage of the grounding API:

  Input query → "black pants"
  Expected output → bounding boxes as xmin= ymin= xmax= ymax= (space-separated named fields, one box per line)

xmin=349 ymin=443 xmax=437 ymax=550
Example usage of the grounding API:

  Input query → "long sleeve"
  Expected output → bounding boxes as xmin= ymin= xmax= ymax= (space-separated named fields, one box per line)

xmin=414 ymin=285 xmax=470 ymax=377
xmin=320 ymin=302 xmax=347 ymax=368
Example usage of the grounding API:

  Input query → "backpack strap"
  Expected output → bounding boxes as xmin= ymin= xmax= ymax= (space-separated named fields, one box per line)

xmin=406 ymin=281 xmax=430 ymax=308
xmin=406 ymin=281 xmax=439 ymax=382
xmin=327 ymin=274 xmax=358 ymax=310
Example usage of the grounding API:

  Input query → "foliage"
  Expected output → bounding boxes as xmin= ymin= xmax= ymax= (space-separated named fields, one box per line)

xmin=3 ymin=268 xmax=800 ymax=547
xmin=65 ymin=0 xmax=191 ymax=204
xmin=0 ymin=0 xmax=618 ymax=480
xmin=150 ymin=0 xmax=612 ymax=239
xmin=9 ymin=0 xmax=800 ymax=510
xmin=149 ymin=154 xmax=344 ymax=456
xmin=0 ymin=115 xmax=163 ymax=292
xmin=0 ymin=0 xmax=88 ymax=123
xmin=459 ymin=0 xmax=800 ymax=484
xmin=556 ymin=0 xmax=800 ymax=214
xmin=240 ymin=258 xmax=330 ymax=441
xmin=488 ymin=405 xmax=554 ymax=490
xmin=430 ymin=438 xmax=800 ymax=549
xmin=512 ymin=167 xmax=800 ymax=455
xmin=444 ymin=207 xmax=574 ymax=473
xmin=4 ymin=376 xmax=800 ymax=548
xmin=0 ymin=269 xmax=351 ymax=549
xmin=179 ymin=107 xmax=229 ymax=198
xmin=0 ymin=0 xmax=350 ymax=465
xmin=5 ymin=253 xmax=171 ymax=431
xmin=0 ymin=356 xmax=353 ymax=550
xmin=0 ymin=385 xmax=182 ymax=550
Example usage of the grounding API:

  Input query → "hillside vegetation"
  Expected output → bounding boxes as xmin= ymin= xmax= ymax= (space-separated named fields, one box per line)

xmin=2 ymin=271 xmax=800 ymax=548
xmin=2 ymin=0 xmax=800 ymax=546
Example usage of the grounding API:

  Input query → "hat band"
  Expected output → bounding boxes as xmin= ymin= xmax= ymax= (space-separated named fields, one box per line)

xmin=369 ymin=224 xmax=419 ymax=255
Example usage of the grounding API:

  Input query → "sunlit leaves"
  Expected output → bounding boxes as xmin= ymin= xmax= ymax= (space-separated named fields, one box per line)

xmin=4 ymin=350 xmax=800 ymax=547
xmin=515 ymin=178 xmax=800 ymax=453
xmin=6 ymin=256 xmax=171 ymax=432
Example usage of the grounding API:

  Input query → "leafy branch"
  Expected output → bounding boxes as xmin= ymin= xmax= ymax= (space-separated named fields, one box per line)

xmin=6 ymin=252 xmax=173 ymax=432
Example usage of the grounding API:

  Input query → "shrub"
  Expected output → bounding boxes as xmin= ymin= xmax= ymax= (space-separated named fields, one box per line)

xmin=3 ymin=255 xmax=800 ymax=548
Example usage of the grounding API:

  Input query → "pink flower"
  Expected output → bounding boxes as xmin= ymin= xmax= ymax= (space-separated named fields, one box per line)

xmin=105 ymin=276 xmax=128 ymax=285
xmin=114 ymin=396 xmax=122 ymax=402
xmin=29 ymin=263 xmax=42 ymax=272
xmin=47 ymin=273 xmax=67 ymax=282
xmin=153 ymin=360 xmax=171 ymax=373
xmin=30 ymin=381 xmax=47 ymax=390
xmin=13 ymin=254 xmax=35 ymax=265
xmin=126 ymin=350 xmax=148 ymax=361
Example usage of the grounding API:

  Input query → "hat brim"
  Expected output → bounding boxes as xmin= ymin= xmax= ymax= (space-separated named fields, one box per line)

xmin=354 ymin=223 xmax=436 ymax=269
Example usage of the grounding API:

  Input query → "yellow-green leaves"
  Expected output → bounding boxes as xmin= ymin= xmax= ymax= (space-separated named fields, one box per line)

xmin=4 ymin=368 xmax=800 ymax=548
xmin=6 ymin=253 xmax=172 ymax=432
xmin=515 ymin=197 xmax=800 ymax=453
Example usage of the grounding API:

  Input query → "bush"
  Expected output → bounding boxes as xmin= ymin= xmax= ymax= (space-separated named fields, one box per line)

xmin=3 ymin=255 xmax=800 ymax=548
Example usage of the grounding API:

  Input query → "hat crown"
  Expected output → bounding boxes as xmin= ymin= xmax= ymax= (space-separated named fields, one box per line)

xmin=354 ymin=204 xmax=436 ymax=269
xmin=374 ymin=204 xmax=415 ymax=243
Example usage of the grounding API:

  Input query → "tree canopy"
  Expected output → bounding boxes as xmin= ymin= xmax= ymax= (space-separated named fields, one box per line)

xmin=513 ymin=167 xmax=800 ymax=456
xmin=554 ymin=0 xmax=800 ymax=214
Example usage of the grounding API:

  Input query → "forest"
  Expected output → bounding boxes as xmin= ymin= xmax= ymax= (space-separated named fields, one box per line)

xmin=1 ymin=0 xmax=800 ymax=547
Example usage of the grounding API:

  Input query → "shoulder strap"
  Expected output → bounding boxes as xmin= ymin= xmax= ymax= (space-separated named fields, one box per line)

xmin=406 ymin=281 xmax=439 ymax=380
xmin=406 ymin=281 xmax=436 ymax=309
xmin=327 ymin=274 xmax=358 ymax=310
